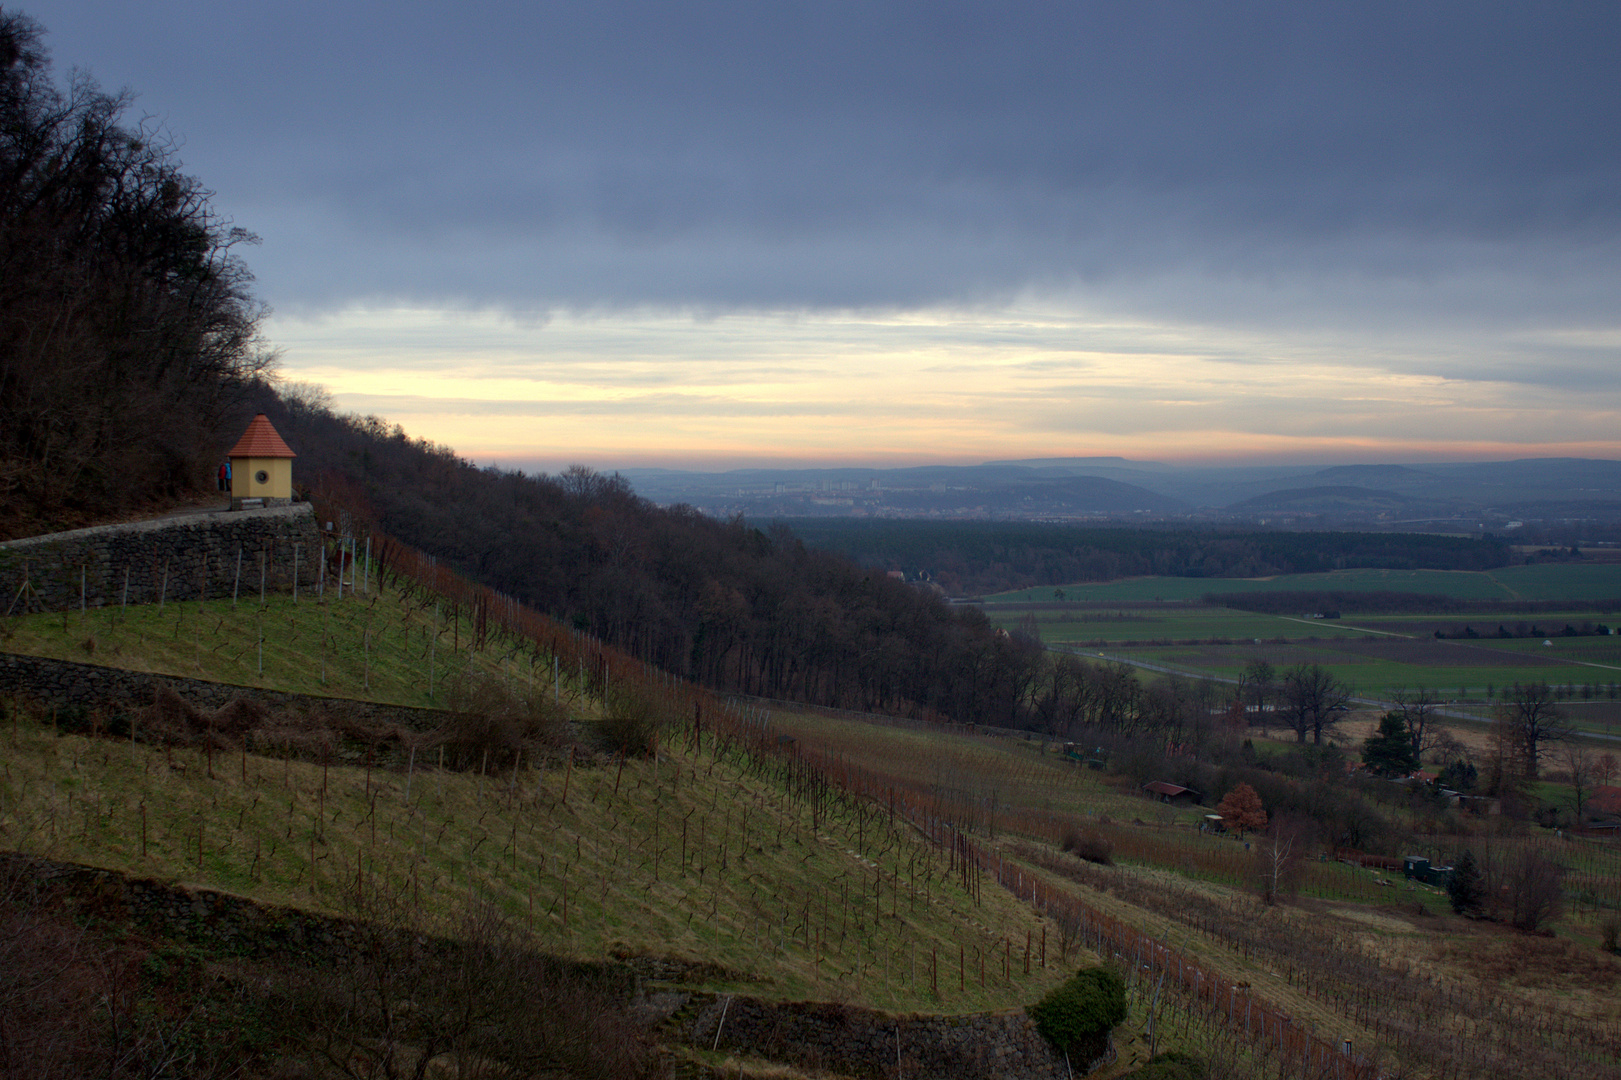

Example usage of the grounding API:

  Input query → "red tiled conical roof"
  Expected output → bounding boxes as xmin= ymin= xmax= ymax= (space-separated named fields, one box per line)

xmin=228 ymin=414 xmax=296 ymax=458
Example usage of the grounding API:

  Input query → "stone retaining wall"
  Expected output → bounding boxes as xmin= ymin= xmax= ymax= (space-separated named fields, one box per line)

xmin=0 ymin=504 xmax=322 ymax=614
xmin=678 ymin=992 xmax=1071 ymax=1080
xmin=0 ymin=651 xmax=442 ymax=733
xmin=11 ymin=855 xmax=1071 ymax=1080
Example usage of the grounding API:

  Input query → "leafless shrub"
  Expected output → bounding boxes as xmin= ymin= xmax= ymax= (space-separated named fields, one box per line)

xmin=140 ymin=688 xmax=268 ymax=748
xmin=596 ymin=682 xmax=673 ymax=758
xmin=437 ymin=670 xmax=567 ymax=770
xmin=1504 ymin=848 xmax=1565 ymax=933
xmin=269 ymin=884 xmax=666 ymax=1080
xmin=1061 ymin=828 xmax=1114 ymax=865
xmin=0 ymin=859 xmax=251 ymax=1078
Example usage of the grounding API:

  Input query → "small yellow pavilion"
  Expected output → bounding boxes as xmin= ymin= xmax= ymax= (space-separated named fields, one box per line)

xmin=228 ymin=413 xmax=296 ymax=509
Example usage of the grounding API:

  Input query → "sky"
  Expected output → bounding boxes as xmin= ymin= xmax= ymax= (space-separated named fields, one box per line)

xmin=17 ymin=1 xmax=1621 ymax=471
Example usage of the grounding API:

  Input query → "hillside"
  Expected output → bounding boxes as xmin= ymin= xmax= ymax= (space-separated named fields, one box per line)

xmin=6 ymin=525 xmax=1621 ymax=1078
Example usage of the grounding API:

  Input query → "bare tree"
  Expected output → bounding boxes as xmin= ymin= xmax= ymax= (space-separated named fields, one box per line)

xmin=1564 ymin=744 xmax=1596 ymax=824
xmin=1281 ymin=663 xmax=1351 ymax=745
xmin=1595 ymin=751 xmax=1618 ymax=790
xmin=1501 ymin=681 xmax=1573 ymax=779
xmin=1504 ymin=849 xmax=1565 ymax=933
xmin=1239 ymin=659 xmax=1275 ymax=725
xmin=1389 ymin=686 xmax=1444 ymax=761
xmin=1253 ymin=817 xmax=1311 ymax=905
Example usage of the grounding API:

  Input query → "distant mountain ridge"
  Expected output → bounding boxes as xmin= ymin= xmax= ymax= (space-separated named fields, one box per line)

xmin=617 ymin=456 xmax=1621 ymax=529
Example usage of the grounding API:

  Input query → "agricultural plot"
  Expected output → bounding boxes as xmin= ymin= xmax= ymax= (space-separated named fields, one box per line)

xmin=765 ymin=707 xmax=1621 ymax=1080
xmin=1488 ymin=562 xmax=1621 ymax=601
xmin=1102 ymin=636 xmax=1621 ymax=705
xmin=990 ymin=605 xmax=1382 ymax=645
xmin=984 ymin=562 xmax=1621 ymax=604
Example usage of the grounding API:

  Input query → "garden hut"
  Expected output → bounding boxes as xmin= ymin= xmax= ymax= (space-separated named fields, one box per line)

xmin=228 ymin=414 xmax=296 ymax=509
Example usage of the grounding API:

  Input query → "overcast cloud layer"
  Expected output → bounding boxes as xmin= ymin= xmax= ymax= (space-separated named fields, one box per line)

xmin=18 ymin=2 xmax=1621 ymax=467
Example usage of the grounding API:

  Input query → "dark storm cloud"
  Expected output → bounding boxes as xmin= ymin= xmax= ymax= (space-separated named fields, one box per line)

xmin=17 ymin=1 xmax=1621 ymax=323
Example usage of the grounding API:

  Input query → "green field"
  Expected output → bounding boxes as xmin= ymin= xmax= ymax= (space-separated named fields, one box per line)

xmin=992 ymin=606 xmax=1386 ymax=644
xmin=983 ymin=563 xmax=1621 ymax=603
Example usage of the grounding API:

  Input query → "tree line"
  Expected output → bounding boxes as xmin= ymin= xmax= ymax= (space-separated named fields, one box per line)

xmin=784 ymin=519 xmax=1514 ymax=596
xmin=0 ymin=11 xmax=272 ymax=538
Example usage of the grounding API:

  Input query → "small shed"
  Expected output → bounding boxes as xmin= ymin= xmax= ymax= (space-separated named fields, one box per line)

xmin=1401 ymin=855 xmax=1454 ymax=888
xmin=228 ymin=414 xmax=296 ymax=509
xmin=1142 ymin=781 xmax=1203 ymax=806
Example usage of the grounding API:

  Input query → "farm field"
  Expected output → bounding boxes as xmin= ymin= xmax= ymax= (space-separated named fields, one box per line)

xmin=989 ymin=605 xmax=1382 ymax=644
xmin=764 ymin=706 xmax=1621 ymax=1079
xmin=983 ymin=562 xmax=1621 ymax=604
xmin=981 ymin=595 xmax=1621 ymax=727
xmin=1093 ymin=637 xmax=1621 ymax=714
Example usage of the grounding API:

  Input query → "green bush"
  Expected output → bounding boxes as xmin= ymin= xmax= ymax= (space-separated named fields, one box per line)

xmin=1028 ymin=966 xmax=1128 ymax=1055
xmin=1120 ymin=1051 xmax=1209 ymax=1079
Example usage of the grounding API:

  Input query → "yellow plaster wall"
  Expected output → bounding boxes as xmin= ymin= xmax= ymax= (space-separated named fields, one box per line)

xmin=230 ymin=457 xmax=292 ymax=499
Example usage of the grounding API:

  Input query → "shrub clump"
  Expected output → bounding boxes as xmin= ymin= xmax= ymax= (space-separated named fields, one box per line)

xmin=595 ymin=683 xmax=674 ymax=758
xmin=1061 ymin=828 xmax=1114 ymax=865
xmin=1120 ymin=1052 xmax=1209 ymax=1080
xmin=1028 ymin=966 xmax=1128 ymax=1063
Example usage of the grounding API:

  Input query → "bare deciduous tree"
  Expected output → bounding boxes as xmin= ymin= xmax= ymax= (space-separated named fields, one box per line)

xmin=1389 ymin=686 xmax=1444 ymax=761
xmin=1281 ymin=663 xmax=1351 ymax=745
xmin=1504 ymin=849 xmax=1565 ymax=933
xmin=1253 ymin=817 xmax=1311 ymax=906
xmin=1564 ymin=744 xmax=1597 ymax=823
xmin=1501 ymin=681 xmax=1572 ymax=779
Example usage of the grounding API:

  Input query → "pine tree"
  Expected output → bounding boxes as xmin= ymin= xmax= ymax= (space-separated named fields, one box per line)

xmin=1447 ymin=850 xmax=1485 ymax=918
xmin=1361 ymin=711 xmax=1419 ymax=777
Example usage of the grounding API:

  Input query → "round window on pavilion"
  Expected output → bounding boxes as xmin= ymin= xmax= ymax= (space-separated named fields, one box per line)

xmin=255 ymin=470 xmax=269 ymax=485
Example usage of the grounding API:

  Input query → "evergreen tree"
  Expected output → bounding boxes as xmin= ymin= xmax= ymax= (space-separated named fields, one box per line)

xmin=1361 ymin=711 xmax=1419 ymax=777
xmin=1447 ymin=850 xmax=1485 ymax=918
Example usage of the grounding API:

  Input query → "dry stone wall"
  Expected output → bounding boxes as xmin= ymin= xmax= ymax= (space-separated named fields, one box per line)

xmin=0 ymin=651 xmax=441 ymax=733
xmin=0 ymin=504 xmax=322 ymax=614
xmin=679 ymin=992 xmax=1071 ymax=1080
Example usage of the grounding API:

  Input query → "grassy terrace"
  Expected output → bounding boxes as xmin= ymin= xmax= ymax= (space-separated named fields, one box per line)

xmin=0 ymin=699 xmax=1069 ymax=1014
xmin=0 ymin=577 xmax=534 ymax=708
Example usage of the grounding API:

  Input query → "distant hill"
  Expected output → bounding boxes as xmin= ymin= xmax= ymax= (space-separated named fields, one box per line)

xmin=1307 ymin=464 xmax=1439 ymax=487
xmin=618 ymin=457 xmax=1621 ymax=527
xmin=1230 ymin=485 xmax=1416 ymax=512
